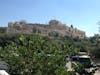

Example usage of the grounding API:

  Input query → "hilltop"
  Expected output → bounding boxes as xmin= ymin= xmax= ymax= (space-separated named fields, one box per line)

xmin=6 ymin=20 xmax=86 ymax=39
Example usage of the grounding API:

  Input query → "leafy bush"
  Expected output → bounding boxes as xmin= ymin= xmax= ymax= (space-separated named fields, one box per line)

xmin=0 ymin=34 xmax=78 ymax=75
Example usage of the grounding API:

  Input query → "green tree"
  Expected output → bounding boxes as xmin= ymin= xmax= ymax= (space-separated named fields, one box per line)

xmin=0 ymin=27 xmax=6 ymax=33
xmin=0 ymin=34 xmax=79 ymax=75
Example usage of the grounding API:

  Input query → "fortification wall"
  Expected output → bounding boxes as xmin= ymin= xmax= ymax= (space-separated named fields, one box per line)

xmin=7 ymin=20 xmax=86 ymax=39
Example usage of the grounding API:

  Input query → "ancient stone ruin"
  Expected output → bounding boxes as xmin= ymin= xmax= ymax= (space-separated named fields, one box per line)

xmin=7 ymin=20 xmax=86 ymax=39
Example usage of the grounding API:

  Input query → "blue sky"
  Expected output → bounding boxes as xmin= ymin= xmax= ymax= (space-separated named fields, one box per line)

xmin=0 ymin=0 xmax=100 ymax=36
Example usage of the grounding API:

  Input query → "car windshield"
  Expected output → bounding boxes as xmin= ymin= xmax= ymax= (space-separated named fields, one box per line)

xmin=71 ymin=56 xmax=91 ymax=63
xmin=78 ymin=58 xmax=91 ymax=62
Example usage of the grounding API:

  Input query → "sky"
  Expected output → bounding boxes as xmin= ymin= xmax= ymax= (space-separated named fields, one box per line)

xmin=0 ymin=0 xmax=100 ymax=36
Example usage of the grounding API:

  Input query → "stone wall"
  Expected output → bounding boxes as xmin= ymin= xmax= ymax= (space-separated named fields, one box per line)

xmin=7 ymin=20 xmax=86 ymax=39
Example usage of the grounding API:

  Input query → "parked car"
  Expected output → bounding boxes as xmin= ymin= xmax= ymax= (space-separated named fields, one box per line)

xmin=66 ymin=52 xmax=96 ymax=75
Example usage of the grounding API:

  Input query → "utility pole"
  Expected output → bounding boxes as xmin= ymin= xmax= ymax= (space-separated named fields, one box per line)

xmin=96 ymin=21 xmax=100 ymax=44
xmin=97 ymin=21 xmax=100 ymax=33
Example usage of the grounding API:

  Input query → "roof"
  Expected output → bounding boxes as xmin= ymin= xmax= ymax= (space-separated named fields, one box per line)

xmin=71 ymin=55 xmax=90 ymax=59
xmin=79 ymin=55 xmax=90 ymax=58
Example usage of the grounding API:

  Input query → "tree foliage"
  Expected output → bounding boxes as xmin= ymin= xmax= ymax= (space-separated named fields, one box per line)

xmin=0 ymin=34 xmax=78 ymax=75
